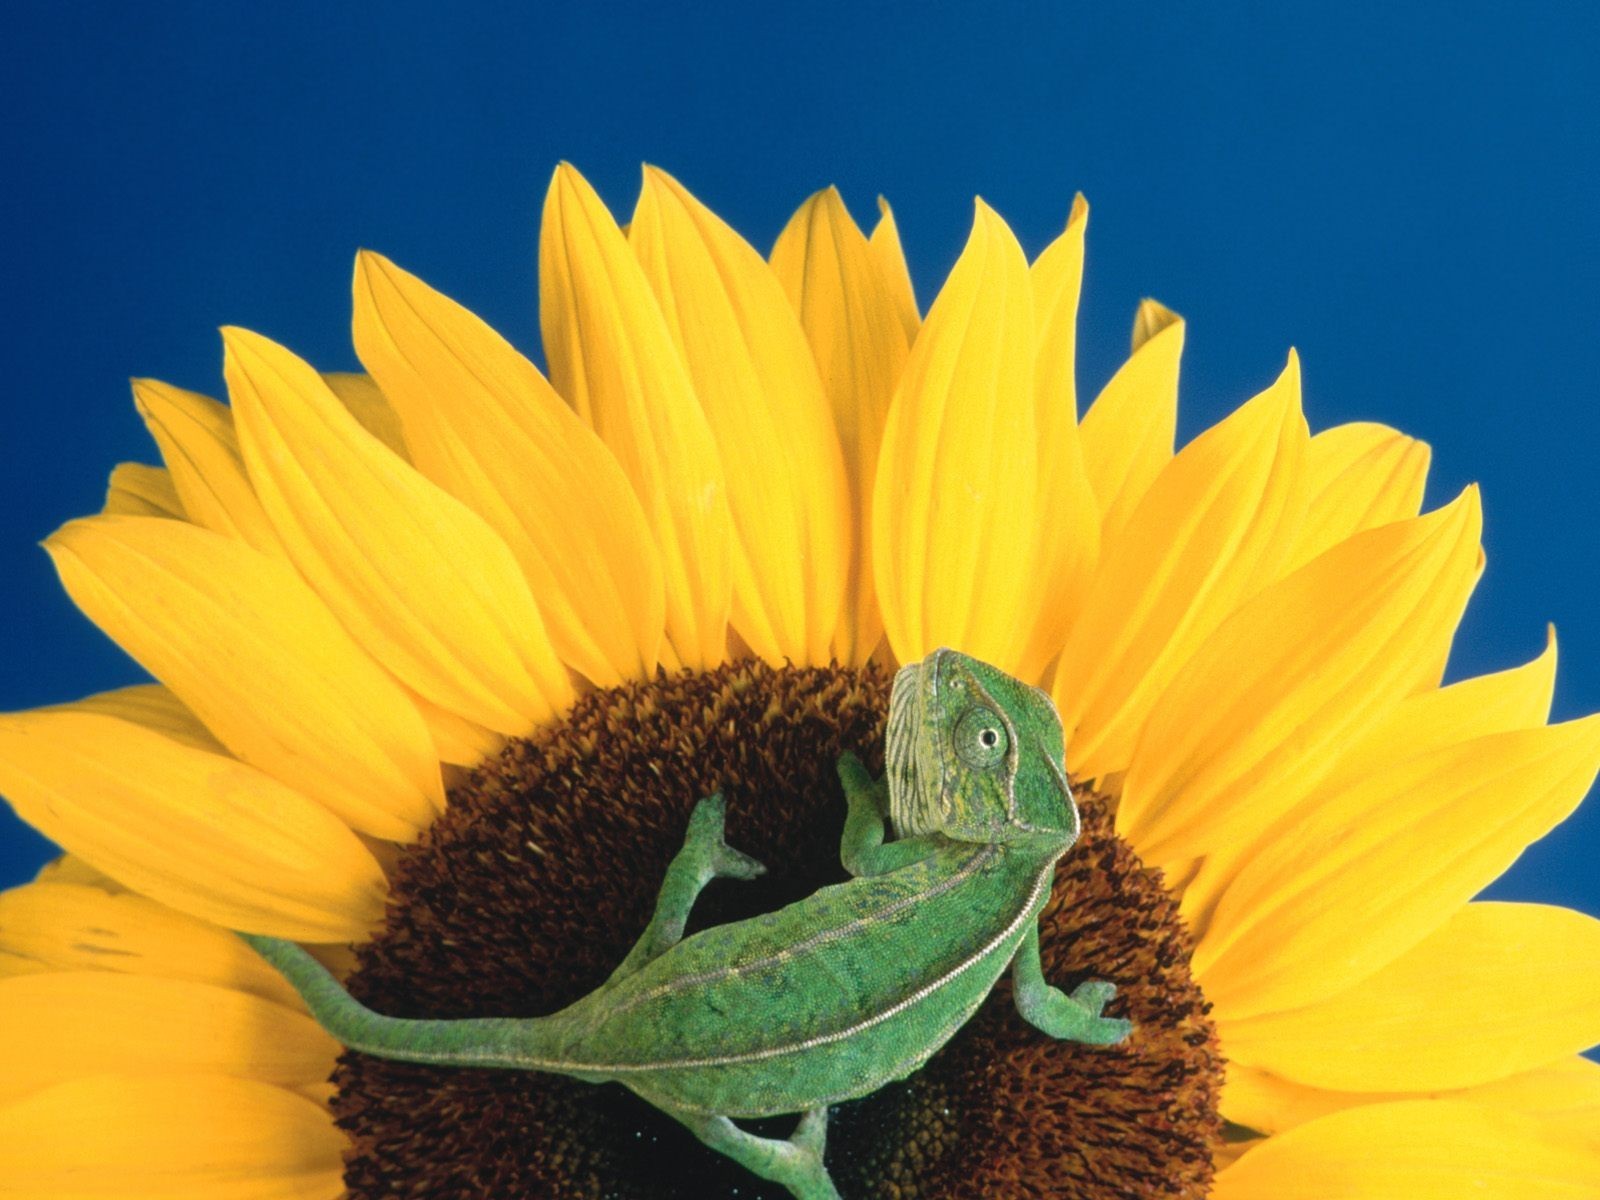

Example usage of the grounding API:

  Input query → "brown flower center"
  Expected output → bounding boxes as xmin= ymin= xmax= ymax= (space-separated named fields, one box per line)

xmin=333 ymin=661 xmax=1223 ymax=1198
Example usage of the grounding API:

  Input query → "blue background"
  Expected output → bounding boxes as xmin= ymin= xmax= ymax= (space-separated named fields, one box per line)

xmin=2 ymin=3 xmax=1597 ymax=920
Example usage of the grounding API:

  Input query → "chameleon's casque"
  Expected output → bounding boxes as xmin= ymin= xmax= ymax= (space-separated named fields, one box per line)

xmin=245 ymin=649 xmax=1129 ymax=1200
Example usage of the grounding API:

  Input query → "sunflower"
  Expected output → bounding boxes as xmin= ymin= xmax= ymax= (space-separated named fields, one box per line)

xmin=0 ymin=163 xmax=1597 ymax=1199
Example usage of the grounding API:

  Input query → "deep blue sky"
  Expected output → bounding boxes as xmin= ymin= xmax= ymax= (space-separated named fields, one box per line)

xmin=2 ymin=3 xmax=1597 ymax=919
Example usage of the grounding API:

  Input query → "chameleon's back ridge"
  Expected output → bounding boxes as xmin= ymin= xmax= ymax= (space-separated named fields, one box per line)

xmin=258 ymin=658 xmax=1222 ymax=1200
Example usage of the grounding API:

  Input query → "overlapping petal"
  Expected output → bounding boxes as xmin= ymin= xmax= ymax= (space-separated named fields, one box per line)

xmin=539 ymin=163 xmax=732 ymax=669
xmin=1078 ymin=299 xmax=1182 ymax=545
xmin=872 ymin=200 xmax=1037 ymax=667
xmin=1179 ymin=631 xmax=1558 ymax=937
xmin=1220 ymin=902 xmax=1600 ymax=1088
xmin=0 ymin=1074 xmax=346 ymax=1199
xmin=0 ymin=971 xmax=337 ymax=1104
xmin=1057 ymin=356 xmax=1308 ymax=776
xmin=224 ymin=326 xmax=573 ymax=735
xmin=771 ymin=187 xmax=912 ymax=664
xmin=0 ymin=881 xmax=305 ymax=1008
xmin=1211 ymin=1100 xmax=1600 ymax=1198
xmin=632 ymin=168 xmax=850 ymax=665
xmin=1117 ymin=488 xmax=1482 ymax=865
xmin=353 ymin=250 xmax=665 ymax=686
xmin=868 ymin=196 xmax=920 ymax=341
xmin=59 ymin=684 xmax=224 ymax=754
xmin=0 ymin=710 xmax=386 ymax=940
xmin=321 ymin=372 xmax=411 ymax=460
xmin=46 ymin=515 xmax=443 ymax=840
xmin=132 ymin=379 xmax=282 ymax=553
xmin=102 ymin=463 xmax=184 ymax=519
xmin=1285 ymin=422 xmax=1430 ymax=571
xmin=1197 ymin=714 xmax=1600 ymax=1017
xmin=1022 ymin=196 xmax=1100 ymax=675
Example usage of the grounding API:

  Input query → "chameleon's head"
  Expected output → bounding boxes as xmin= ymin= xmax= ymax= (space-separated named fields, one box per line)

xmin=885 ymin=649 xmax=1080 ymax=847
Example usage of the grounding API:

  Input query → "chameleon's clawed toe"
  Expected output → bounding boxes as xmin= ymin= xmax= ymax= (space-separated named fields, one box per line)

xmin=1070 ymin=978 xmax=1118 ymax=1017
xmin=1079 ymin=1014 xmax=1134 ymax=1046
xmin=688 ymin=793 xmax=767 ymax=881
xmin=712 ymin=841 xmax=767 ymax=880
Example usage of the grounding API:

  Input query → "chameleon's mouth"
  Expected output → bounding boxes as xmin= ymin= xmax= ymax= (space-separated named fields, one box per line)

xmin=330 ymin=659 xmax=1222 ymax=1200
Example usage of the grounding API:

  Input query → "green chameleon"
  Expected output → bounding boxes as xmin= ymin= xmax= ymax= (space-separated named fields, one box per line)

xmin=243 ymin=649 xmax=1131 ymax=1199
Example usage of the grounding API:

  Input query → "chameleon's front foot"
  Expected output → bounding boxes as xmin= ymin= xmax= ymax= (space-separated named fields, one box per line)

xmin=607 ymin=793 xmax=766 ymax=984
xmin=1012 ymin=924 xmax=1133 ymax=1047
xmin=1017 ymin=975 xmax=1132 ymax=1046
xmin=685 ymin=792 xmax=767 ymax=882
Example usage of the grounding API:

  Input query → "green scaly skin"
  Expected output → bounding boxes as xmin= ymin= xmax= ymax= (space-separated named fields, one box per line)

xmin=243 ymin=649 xmax=1131 ymax=1200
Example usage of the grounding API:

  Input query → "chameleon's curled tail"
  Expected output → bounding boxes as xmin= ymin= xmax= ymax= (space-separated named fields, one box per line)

xmin=241 ymin=934 xmax=571 ymax=1072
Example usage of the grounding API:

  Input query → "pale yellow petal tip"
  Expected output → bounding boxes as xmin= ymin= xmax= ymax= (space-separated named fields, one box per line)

xmin=969 ymin=197 xmax=1027 ymax=257
xmin=218 ymin=323 xmax=274 ymax=366
xmin=1276 ymin=348 xmax=1304 ymax=404
xmin=1131 ymin=298 xmax=1184 ymax=352
xmin=1067 ymin=191 xmax=1090 ymax=230
xmin=555 ymin=160 xmax=613 ymax=200
xmin=128 ymin=376 xmax=185 ymax=413
xmin=352 ymin=246 xmax=388 ymax=280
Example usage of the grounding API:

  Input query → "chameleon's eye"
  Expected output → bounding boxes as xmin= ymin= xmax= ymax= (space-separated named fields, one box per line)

xmin=954 ymin=707 xmax=1008 ymax=769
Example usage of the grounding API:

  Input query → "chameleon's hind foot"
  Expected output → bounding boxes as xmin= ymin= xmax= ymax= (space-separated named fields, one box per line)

xmin=687 ymin=793 xmax=767 ymax=881
xmin=669 ymin=1106 xmax=840 ymax=1200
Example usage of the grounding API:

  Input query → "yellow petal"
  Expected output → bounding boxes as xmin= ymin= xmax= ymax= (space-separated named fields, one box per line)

xmin=320 ymin=371 xmax=411 ymax=460
xmin=868 ymin=196 xmax=921 ymax=341
xmin=1179 ymin=630 xmax=1557 ymax=939
xmin=1197 ymin=716 xmax=1600 ymax=1017
xmin=102 ymin=464 xmax=183 ymax=520
xmin=0 ymin=881 xmax=305 ymax=1009
xmin=871 ymin=200 xmax=1037 ymax=668
xmin=1211 ymin=1100 xmax=1600 ymax=1199
xmin=1221 ymin=903 xmax=1600 ymax=1091
xmin=1284 ymin=422 xmax=1430 ymax=572
xmin=1464 ymin=1057 xmax=1600 ymax=1151
xmin=0 ymin=972 xmax=337 ymax=1104
xmin=47 ymin=515 xmax=442 ymax=840
xmin=1230 ymin=1055 xmax=1600 ymax=1143
xmin=1118 ymin=488 xmax=1482 ymax=865
xmin=1022 ymin=195 xmax=1100 ymax=677
xmin=1078 ymin=300 xmax=1182 ymax=546
xmin=1222 ymin=1062 xmax=1363 ymax=1136
xmin=130 ymin=379 xmax=280 ymax=554
xmin=0 ymin=1074 xmax=345 ymax=1199
xmin=1058 ymin=357 xmax=1308 ymax=777
xmin=538 ymin=163 xmax=732 ymax=669
xmin=0 ymin=709 xmax=386 ymax=941
xmin=770 ymin=187 xmax=913 ymax=665
xmin=31 ymin=855 xmax=121 ymax=890
xmin=631 ymin=168 xmax=850 ymax=665
xmin=407 ymin=692 xmax=504 ymax=767
xmin=353 ymin=250 xmax=665 ymax=686
xmin=223 ymin=325 xmax=573 ymax=735
xmin=59 ymin=684 xmax=224 ymax=754
xmin=1307 ymin=625 xmax=1557 ymax=800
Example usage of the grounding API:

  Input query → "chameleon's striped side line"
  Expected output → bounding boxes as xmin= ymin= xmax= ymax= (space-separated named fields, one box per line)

xmin=461 ymin=855 xmax=1058 ymax=1076
xmin=659 ymin=922 xmax=1020 ymax=1117
xmin=604 ymin=842 xmax=997 ymax=1017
